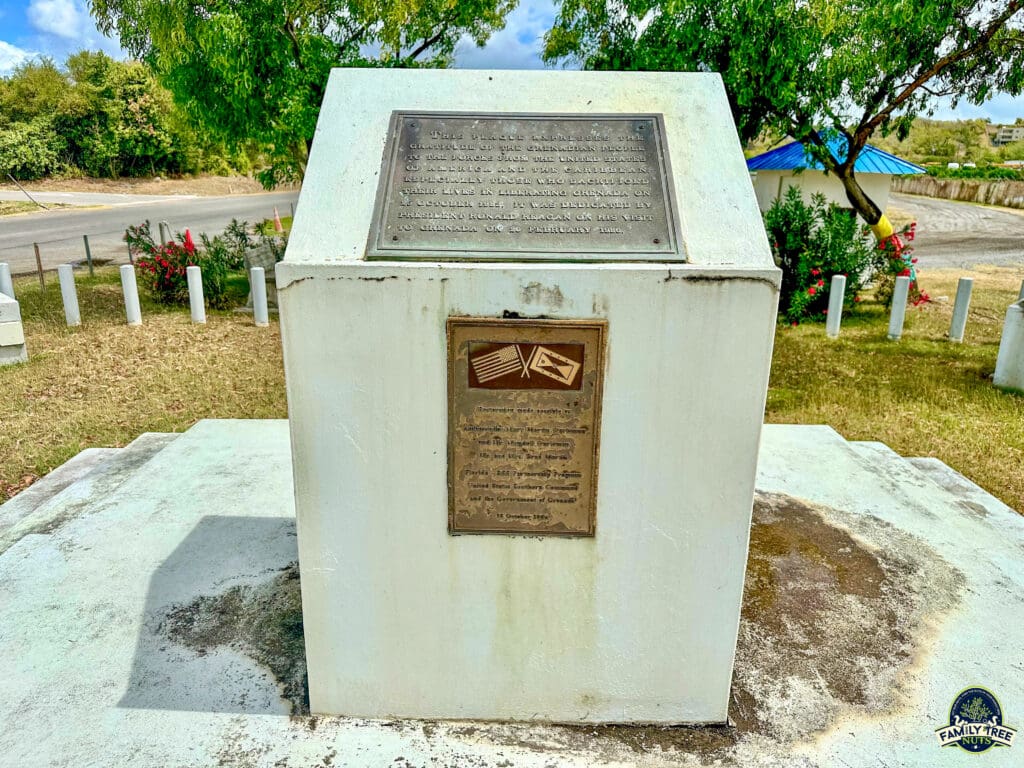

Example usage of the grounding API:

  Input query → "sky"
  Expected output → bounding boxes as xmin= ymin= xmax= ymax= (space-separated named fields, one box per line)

xmin=1 ymin=0 xmax=1022 ymax=125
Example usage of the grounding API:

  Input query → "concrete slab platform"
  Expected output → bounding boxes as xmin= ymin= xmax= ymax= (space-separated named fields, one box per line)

xmin=0 ymin=447 xmax=119 ymax=535
xmin=0 ymin=433 xmax=179 ymax=555
xmin=0 ymin=420 xmax=1021 ymax=767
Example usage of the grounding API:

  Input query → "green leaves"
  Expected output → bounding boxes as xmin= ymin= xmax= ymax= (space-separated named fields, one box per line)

xmin=91 ymin=0 xmax=519 ymax=186
xmin=0 ymin=52 xmax=205 ymax=180
xmin=546 ymin=0 xmax=1024 ymax=224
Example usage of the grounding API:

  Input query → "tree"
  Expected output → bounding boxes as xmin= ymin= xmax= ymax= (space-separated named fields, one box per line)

xmin=0 ymin=51 xmax=223 ymax=180
xmin=91 ymin=0 xmax=518 ymax=186
xmin=544 ymin=0 xmax=1024 ymax=239
xmin=0 ymin=58 xmax=66 ymax=127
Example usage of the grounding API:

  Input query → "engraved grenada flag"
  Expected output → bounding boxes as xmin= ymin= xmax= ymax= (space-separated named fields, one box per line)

xmin=529 ymin=346 xmax=581 ymax=386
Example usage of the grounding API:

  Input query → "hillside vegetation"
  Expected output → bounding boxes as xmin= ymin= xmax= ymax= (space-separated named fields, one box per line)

xmin=748 ymin=118 xmax=1024 ymax=175
xmin=0 ymin=52 xmax=259 ymax=181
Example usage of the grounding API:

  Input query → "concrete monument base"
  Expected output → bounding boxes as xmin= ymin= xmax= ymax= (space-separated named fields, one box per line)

xmin=1 ymin=420 xmax=1021 ymax=766
xmin=278 ymin=68 xmax=780 ymax=722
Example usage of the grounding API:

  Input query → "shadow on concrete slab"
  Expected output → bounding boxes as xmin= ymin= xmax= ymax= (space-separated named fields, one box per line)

xmin=118 ymin=515 xmax=306 ymax=715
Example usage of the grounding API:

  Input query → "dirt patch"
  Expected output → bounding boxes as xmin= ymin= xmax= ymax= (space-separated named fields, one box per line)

xmin=1 ymin=175 xmax=296 ymax=197
xmin=170 ymin=492 xmax=963 ymax=763
xmin=730 ymin=491 xmax=965 ymax=743
xmin=161 ymin=563 xmax=308 ymax=715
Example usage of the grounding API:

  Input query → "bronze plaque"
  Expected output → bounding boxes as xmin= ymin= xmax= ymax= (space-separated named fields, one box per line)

xmin=447 ymin=318 xmax=606 ymax=536
xmin=368 ymin=112 xmax=682 ymax=262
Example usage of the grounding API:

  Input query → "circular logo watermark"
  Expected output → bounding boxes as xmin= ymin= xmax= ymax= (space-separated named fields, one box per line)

xmin=936 ymin=687 xmax=1017 ymax=753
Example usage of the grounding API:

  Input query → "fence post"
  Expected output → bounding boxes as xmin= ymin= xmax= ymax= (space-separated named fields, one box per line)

xmin=0 ymin=262 xmax=13 ymax=299
xmin=33 ymin=243 xmax=44 ymax=290
xmin=57 ymin=265 xmax=81 ymax=327
xmin=949 ymin=277 xmax=974 ymax=343
xmin=119 ymin=265 xmax=142 ymax=326
xmin=888 ymin=276 xmax=910 ymax=341
xmin=82 ymin=235 xmax=94 ymax=278
xmin=125 ymin=230 xmax=135 ymax=266
xmin=825 ymin=275 xmax=846 ymax=339
xmin=186 ymin=265 xmax=206 ymax=323
xmin=159 ymin=221 xmax=172 ymax=245
xmin=251 ymin=267 xmax=269 ymax=327
xmin=994 ymin=301 xmax=1024 ymax=391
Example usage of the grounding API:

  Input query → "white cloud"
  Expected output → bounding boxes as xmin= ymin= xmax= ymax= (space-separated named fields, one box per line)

xmin=454 ymin=0 xmax=558 ymax=70
xmin=27 ymin=0 xmax=85 ymax=41
xmin=0 ymin=41 xmax=36 ymax=75
xmin=931 ymin=92 xmax=1024 ymax=125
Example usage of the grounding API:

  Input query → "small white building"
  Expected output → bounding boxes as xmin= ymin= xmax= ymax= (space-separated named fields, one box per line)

xmin=748 ymin=138 xmax=925 ymax=218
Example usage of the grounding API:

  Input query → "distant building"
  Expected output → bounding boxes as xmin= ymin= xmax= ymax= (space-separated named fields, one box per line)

xmin=747 ymin=137 xmax=925 ymax=218
xmin=991 ymin=124 xmax=1024 ymax=146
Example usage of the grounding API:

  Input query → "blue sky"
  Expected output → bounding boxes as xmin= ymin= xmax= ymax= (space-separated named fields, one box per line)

xmin=1 ymin=0 xmax=1021 ymax=124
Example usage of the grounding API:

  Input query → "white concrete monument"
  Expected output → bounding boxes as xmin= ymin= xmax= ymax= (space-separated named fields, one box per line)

xmin=278 ymin=69 xmax=780 ymax=724
xmin=0 ymin=291 xmax=28 ymax=365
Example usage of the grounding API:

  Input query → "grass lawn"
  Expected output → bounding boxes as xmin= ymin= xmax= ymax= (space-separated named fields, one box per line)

xmin=0 ymin=266 xmax=286 ymax=500
xmin=1 ymin=264 xmax=1022 ymax=512
xmin=768 ymin=266 xmax=1024 ymax=512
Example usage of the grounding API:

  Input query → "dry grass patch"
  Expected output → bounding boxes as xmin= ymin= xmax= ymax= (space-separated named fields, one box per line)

xmin=2 ymin=264 xmax=1022 ymax=513
xmin=768 ymin=266 xmax=1024 ymax=512
xmin=0 ymin=201 xmax=68 ymax=216
xmin=1 ymin=267 xmax=286 ymax=501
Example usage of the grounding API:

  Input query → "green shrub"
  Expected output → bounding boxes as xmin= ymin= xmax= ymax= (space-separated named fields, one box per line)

xmin=125 ymin=224 xmax=233 ymax=308
xmin=923 ymin=165 xmax=1024 ymax=181
xmin=0 ymin=118 xmax=66 ymax=179
xmin=873 ymin=221 xmax=929 ymax=309
xmin=764 ymin=188 xmax=879 ymax=324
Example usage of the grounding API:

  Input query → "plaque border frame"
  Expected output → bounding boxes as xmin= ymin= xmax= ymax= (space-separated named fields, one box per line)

xmin=367 ymin=111 xmax=684 ymax=263
xmin=446 ymin=317 xmax=607 ymax=537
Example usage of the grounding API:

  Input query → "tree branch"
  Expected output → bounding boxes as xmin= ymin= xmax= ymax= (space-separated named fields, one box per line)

xmin=856 ymin=1 xmax=1024 ymax=144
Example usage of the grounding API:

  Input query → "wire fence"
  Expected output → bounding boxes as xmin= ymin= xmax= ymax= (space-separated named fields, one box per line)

xmin=0 ymin=228 xmax=136 ymax=277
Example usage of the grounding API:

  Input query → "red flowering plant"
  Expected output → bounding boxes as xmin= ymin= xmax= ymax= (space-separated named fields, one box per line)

xmin=872 ymin=221 xmax=930 ymax=308
xmin=764 ymin=188 xmax=879 ymax=324
xmin=125 ymin=223 xmax=231 ymax=308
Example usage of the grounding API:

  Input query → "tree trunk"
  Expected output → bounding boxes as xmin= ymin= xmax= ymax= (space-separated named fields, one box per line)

xmin=837 ymin=167 xmax=882 ymax=224
xmin=836 ymin=166 xmax=894 ymax=240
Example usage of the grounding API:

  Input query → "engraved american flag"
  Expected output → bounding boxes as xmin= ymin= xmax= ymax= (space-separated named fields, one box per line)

xmin=471 ymin=344 xmax=525 ymax=383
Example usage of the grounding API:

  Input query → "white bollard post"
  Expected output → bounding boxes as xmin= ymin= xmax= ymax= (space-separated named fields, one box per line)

xmin=0 ymin=262 xmax=13 ymax=299
xmin=119 ymin=265 xmax=142 ymax=326
xmin=251 ymin=267 xmax=269 ymax=327
xmin=949 ymin=277 xmax=974 ymax=343
xmin=994 ymin=300 xmax=1024 ymax=391
xmin=186 ymin=265 xmax=206 ymax=323
xmin=825 ymin=274 xmax=846 ymax=339
xmin=888 ymin=276 xmax=910 ymax=341
xmin=57 ymin=264 xmax=81 ymax=327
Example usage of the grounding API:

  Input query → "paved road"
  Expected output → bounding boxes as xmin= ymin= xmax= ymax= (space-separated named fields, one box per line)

xmin=0 ymin=189 xmax=299 ymax=274
xmin=889 ymin=192 xmax=1024 ymax=269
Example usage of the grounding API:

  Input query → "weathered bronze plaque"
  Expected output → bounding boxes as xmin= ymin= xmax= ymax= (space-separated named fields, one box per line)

xmin=368 ymin=112 xmax=682 ymax=261
xmin=447 ymin=318 xmax=606 ymax=536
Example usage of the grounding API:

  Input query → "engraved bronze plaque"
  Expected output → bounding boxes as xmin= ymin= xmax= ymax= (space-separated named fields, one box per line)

xmin=368 ymin=112 xmax=682 ymax=262
xmin=448 ymin=318 xmax=606 ymax=536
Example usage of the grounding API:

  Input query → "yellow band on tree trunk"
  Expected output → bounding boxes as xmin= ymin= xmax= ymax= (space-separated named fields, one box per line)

xmin=870 ymin=215 xmax=894 ymax=241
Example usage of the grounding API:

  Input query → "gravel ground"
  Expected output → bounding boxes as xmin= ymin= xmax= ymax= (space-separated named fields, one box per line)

xmin=888 ymin=192 xmax=1024 ymax=269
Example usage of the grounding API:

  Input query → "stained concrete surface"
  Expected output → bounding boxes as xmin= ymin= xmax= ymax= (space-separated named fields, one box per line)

xmin=0 ymin=419 xmax=1021 ymax=766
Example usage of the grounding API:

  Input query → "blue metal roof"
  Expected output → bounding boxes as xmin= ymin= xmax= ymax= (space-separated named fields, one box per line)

xmin=747 ymin=136 xmax=925 ymax=175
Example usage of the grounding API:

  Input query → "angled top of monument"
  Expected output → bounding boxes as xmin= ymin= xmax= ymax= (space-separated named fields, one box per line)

xmin=285 ymin=68 xmax=773 ymax=269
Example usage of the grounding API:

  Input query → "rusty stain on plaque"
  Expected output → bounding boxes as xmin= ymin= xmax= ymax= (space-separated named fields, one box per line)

xmin=367 ymin=112 xmax=683 ymax=262
xmin=448 ymin=318 xmax=606 ymax=536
